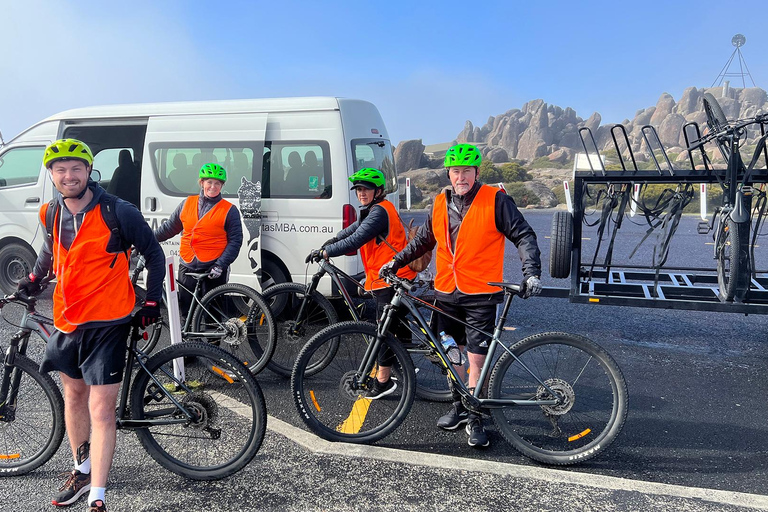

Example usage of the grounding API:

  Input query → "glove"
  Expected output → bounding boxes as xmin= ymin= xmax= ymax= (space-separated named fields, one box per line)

xmin=522 ymin=276 xmax=542 ymax=298
xmin=16 ymin=273 xmax=43 ymax=297
xmin=133 ymin=300 xmax=160 ymax=328
xmin=378 ymin=259 xmax=401 ymax=279
xmin=321 ymin=237 xmax=338 ymax=249
xmin=305 ymin=249 xmax=324 ymax=264
xmin=208 ymin=265 xmax=224 ymax=280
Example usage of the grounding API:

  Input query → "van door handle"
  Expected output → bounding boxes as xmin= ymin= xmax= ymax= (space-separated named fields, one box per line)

xmin=146 ymin=197 xmax=157 ymax=212
xmin=25 ymin=197 xmax=40 ymax=204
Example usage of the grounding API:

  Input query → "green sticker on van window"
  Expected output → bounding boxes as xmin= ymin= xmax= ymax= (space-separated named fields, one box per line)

xmin=308 ymin=176 xmax=319 ymax=191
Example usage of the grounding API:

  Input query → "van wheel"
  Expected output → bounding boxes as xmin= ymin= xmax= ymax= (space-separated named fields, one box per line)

xmin=0 ymin=243 xmax=37 ymax=295
xmin=261 ymin=258 xmax=287 ymax=291
xmin=549 ymin=211 xmax=573 ymax=279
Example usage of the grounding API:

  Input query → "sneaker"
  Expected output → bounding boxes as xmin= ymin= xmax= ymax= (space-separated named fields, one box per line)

xmin=465 ymin=415 xmax=490 ymax=448
xmin=51 ymin=469 xmax=91 ymax=507
xmin=436 ymin=401 xmax=468 ymax=430
xmin=365 ymin=378 xmax=397 ymax=399
xmin=88 ymin=500 xmax=107 ymax=512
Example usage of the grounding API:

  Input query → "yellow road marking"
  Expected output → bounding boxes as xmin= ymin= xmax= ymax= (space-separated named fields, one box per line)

xmin=336 ymin=397 xmax=372 ymax=434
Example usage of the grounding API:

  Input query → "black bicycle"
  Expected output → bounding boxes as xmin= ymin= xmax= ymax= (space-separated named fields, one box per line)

xmin=132 ymin=256 xmax=276 ymax=374
xmin=263 ymin=258 xmax=452 ymax=402
xmin=696 ymin=93 xmax=768 ymax=302
xmin=292 ymin=274 xmax=628 ymax=465
xmin=0 ymin=291 xmax=267 ymax=479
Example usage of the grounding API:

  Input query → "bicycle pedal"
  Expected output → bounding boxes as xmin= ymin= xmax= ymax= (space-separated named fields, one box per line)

xmin=697 ymin=221 xmax=711 ymax=234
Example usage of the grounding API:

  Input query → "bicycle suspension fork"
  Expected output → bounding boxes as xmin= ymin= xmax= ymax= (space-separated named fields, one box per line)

xmin=0 ymin=331 xmax=32 ymax=421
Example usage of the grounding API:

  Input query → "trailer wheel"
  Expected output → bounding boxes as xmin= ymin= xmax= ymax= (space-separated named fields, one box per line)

xmin=549 ymin=211 xmax=573 ymax=279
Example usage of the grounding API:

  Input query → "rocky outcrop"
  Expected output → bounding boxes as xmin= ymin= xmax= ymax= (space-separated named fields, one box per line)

xmin=453 ymin=85 xmax=768 ymax=163
xmin=394 ymin=139 xmax=426 ymax=173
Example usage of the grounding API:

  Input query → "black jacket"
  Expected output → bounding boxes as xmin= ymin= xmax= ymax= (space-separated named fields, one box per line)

xmin=323 ymin=197 xmax=390 ymax=257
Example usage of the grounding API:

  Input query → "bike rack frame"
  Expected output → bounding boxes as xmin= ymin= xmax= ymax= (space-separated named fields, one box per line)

xmin=557 ymin=121 xmax=768 ymax=314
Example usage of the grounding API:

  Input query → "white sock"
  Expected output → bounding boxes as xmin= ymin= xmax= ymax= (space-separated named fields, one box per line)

xmin=75 ymin=456 xmax=91 ymax=475
xmin=88 ymin=487 xmax=106 ymax=506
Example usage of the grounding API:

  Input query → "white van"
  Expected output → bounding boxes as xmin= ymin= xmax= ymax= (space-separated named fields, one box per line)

xmin=0 ymin=97 xmax=398 ymax=294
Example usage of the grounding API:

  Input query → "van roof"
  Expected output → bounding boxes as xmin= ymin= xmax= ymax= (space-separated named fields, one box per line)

xmin=43 ymin=96 xmax=353 ymax=121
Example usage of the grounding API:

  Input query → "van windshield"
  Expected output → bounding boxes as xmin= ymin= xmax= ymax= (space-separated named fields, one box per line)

xmin=351 ymin=139 xmax=396 ymax=195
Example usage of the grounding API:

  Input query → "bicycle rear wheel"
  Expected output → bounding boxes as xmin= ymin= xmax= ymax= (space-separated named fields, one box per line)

xmin=488 ymin=332 xmax=627 ymax=465
xmin=262 ymin=282 xmax=339 ymax=377
xmin=191 ymin=283 xmax=277 ymax=375
xmin=716 ymin=215 xmax=751 ymax=302
xmin=292 ymin=321 xmax=415 ymax=443
xmin=0 ymin=353 xmax=65 ymax=476
xmin=130 ymin=341 xmax=267 ymax=480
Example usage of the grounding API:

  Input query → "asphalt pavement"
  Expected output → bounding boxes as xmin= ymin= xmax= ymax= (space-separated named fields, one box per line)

xmin=4 ymin=209 xmax=768 ymax=511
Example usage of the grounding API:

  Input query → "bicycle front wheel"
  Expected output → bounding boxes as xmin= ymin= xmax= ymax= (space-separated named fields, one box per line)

xmin=488 ymin=332 xmax=627 ymax=465
xmin=130 ymin=341 xmax=267 ymax=480
xmin=191 ymin=283 xmax=277 ymax=375
xmin=262 ymin=282 xmax=339 ymax=377
xmin=0 ymin=353 xmax=65 ymax=476
xmin=716 ymin=216 xmax=751 ymax=302
xmin=292 ymin=321 xmax=415 ymax=443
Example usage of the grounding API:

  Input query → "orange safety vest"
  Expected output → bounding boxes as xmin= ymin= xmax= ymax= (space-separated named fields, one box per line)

xmin=433 ymin=185 xmax=505 ymax=295
xmin=179 ymin=196 xmax=233 ymax=265
xmin=360 ymin=200 xmax=417 ymax=291
xmin=40 ymin=203 xmax=134 ymax=333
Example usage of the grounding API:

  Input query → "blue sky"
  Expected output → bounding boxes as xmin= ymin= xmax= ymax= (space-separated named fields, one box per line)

xmin=1 ymin=0 xmax=766 ymax=145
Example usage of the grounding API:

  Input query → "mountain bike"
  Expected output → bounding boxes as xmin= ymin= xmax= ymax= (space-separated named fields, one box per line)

xmin=291 ymin=274 xmax=628 ymax=465
xmin=0 ymin=291 xmax=267 ymax=479
xmin=132 ymin=256 xmax=276 ymax=374
xmin=696 ymin=93 xmax=768 ymax=302
xmin=263 ymin=258 xmax=452 ymax=402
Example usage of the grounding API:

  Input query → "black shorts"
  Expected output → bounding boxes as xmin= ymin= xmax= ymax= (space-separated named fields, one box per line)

xmin=434 ymin=300 xmax=497 ymax=356
xmin=40 ymin=322 xmax=131 ymax=385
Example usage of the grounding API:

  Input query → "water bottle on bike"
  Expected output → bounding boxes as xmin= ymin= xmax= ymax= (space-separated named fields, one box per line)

xmin=439 ymin=331 xmax=463 ymax=365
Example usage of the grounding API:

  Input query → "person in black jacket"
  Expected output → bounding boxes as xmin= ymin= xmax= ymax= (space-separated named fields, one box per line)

xmin=154 ymin=163 xmax=243 ymax=315
xmin=306 ymin=168 xmax=416 ymax=399
xmin=380 ymin=144 xmax=542 ymax=448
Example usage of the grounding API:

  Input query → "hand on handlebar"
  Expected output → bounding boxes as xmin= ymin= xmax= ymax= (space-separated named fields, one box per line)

xmin=305 ymin=249 xmax=326 ymax=264
xmin=522 ymin=275 xmax=542 ymax=298
xmin=16 ymin=273 xmax=44 ymax=298
xmin=378 ymin=260 xmax=401 ymax=279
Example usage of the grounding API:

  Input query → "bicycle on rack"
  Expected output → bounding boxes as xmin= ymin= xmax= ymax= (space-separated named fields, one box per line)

xmin=263 ymin=258 xmax=452 ymax=402
xmin=0 ymin=290 xmax=267 ymax=479
xmin=132 ymin=256 xmax=277 ymax=374
xmin=291 ymin=273 xmax=628 ymax=465
xmin=695 ymin=93 xmax=768 ymax=302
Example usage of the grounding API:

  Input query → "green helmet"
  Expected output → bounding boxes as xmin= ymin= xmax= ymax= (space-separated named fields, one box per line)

xmin=43 ymin=139 xmax=94 ymax=168
xmin=199 ymin=163 xmax=227 ymax=182
xmin=349 ymin=168 xmax=385 ymax=189
xmin=444 ymin=144 xmax=482 ymax=168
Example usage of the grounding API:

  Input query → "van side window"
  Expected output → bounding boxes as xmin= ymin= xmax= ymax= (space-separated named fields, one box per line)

xmin=351 ymin=139 xmax=397 ymax=195
xmin=0 ymin=146 xmax=45 ymax=188
xmin=153 ymin=146 xmax=258 ymax=197
xmin=266 ymin=142 xmax=330 ymax=199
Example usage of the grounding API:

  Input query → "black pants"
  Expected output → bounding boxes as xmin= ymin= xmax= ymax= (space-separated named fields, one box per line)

xmin=373 ymin=287 xmax=412 ymax=367
xmin=177 ymin=265 xmax=227 ymax=317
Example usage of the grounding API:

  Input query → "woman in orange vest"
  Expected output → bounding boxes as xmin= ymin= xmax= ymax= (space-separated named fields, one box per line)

xmin=381 ymin=144 xmax=542 ymax=448
xmin=155 ymin=163 xmax=243 ymax=313
xmin=306 ymin=168 xmax=416 ymax=399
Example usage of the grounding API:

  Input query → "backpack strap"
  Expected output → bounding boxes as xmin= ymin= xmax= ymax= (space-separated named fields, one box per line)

xmin=44 ymin=199 xmax=59 ymax=242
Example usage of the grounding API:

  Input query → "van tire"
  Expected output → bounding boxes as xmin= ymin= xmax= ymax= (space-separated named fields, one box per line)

xmin=261 ymin=257 xmax=288 ymax=291
xmin=549 ymin=211 xmax=573 ymax=279
xmin=0 ymin=243 xmax=37 ymax=295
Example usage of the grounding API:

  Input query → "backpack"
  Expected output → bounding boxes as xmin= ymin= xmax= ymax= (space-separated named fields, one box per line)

xmin=44 ymin=193 xmax=131 ymax=259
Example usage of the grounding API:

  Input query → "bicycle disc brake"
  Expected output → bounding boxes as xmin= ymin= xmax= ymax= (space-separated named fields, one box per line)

xmin=221 ymin=318 xmax=247 ymax=346
xmin=339 ymin=370 xmax=367 ymax=401
xmin=537 ymin=378 xmax=575 ymax=438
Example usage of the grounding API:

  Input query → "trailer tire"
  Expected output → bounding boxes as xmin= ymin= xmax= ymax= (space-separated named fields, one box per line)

xmin=549 ymin=211 xmax=573 ymax=279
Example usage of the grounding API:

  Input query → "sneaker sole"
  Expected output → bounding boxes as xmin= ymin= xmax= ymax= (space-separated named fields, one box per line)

xmin=51 ymin=483 xmax=91 ymax=507
xmin=367 ymin=382 xmax=398 ymax=400
xmin=437 ymin=416 xmax=468 ymax=431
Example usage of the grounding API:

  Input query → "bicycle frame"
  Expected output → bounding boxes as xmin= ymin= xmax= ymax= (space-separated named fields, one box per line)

xmin=359 ymin=277 xmax=561 ymax=410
